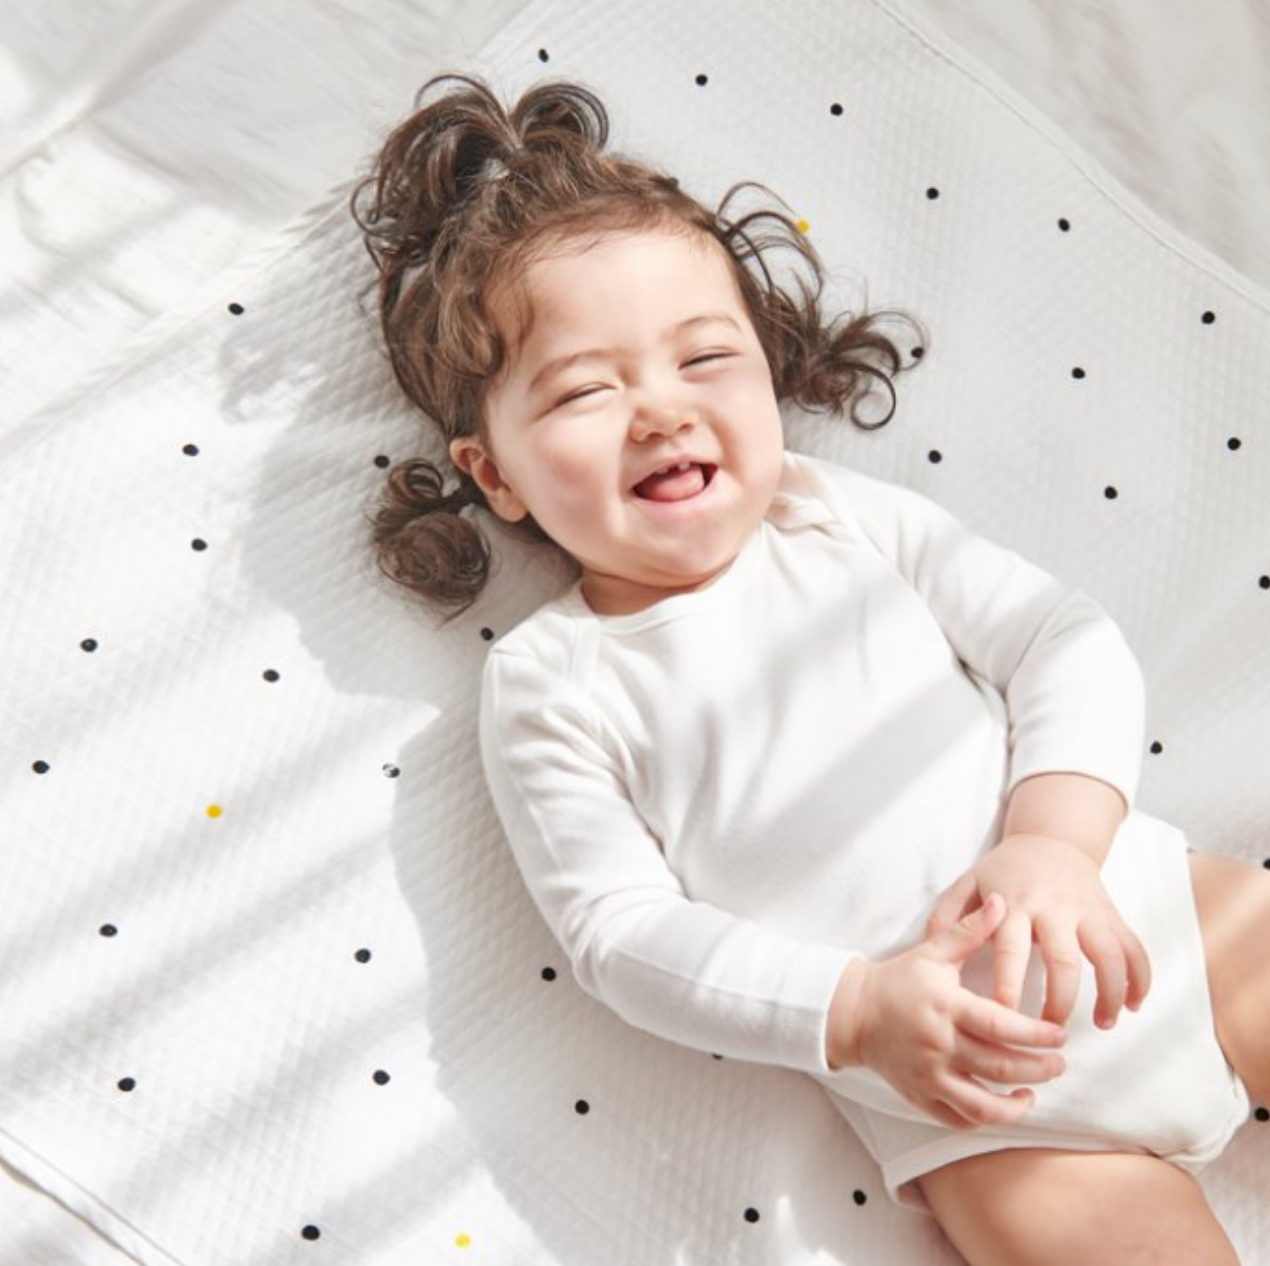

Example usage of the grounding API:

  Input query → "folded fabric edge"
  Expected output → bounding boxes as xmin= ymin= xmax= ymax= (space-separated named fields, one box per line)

xmin=869 ymin=0 xmax=1270 ymax=314
xmin=0 ymin=1126 xmax=185 ymax=1266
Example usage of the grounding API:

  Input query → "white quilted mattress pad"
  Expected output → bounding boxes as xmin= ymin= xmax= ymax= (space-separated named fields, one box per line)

xmin=1 ymin=0 xmax=1267 ymax=1262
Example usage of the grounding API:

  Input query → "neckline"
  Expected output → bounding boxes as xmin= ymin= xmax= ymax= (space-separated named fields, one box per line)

xmin=559 ymin=524 xmax=765 ymax=633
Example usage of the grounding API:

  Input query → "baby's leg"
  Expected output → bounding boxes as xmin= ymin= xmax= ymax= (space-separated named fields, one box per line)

xmin=1189 ymin=851 xmax=1270 ymax=1104
xmin=917 ymin=1149 xmax=1239 ymax=1266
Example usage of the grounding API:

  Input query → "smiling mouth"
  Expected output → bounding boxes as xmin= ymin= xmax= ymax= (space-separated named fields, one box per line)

xmin=632 ymin=461 xmax=717 ymax=502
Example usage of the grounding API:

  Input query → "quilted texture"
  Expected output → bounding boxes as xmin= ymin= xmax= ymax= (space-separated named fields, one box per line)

xmin=1 ymin=0 xmax=1267 ymax=1262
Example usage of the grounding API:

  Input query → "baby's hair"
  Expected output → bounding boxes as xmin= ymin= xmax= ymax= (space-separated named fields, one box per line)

xmin=352 ymin=73 xmax=920 ymax=613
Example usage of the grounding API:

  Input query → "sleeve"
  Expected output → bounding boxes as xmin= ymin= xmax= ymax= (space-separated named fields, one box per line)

xmin=809 ymin=458 xmax=1146 ymax=809
xmin=480 ymin=648 xmax=859 ymax=1076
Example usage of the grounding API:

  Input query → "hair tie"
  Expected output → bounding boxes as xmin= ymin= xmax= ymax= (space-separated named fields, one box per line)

xmin=441 ymin=476 xmax=481 ymax=515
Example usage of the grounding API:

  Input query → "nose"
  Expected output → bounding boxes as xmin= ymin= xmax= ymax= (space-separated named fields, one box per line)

xmin=629 ymin=389 xmax=696 ymax=443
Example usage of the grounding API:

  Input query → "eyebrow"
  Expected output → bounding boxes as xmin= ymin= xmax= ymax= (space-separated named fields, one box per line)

xmin=526 ymin=313 xmax=744 ymax=392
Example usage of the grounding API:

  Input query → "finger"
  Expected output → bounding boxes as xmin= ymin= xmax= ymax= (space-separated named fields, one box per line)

xmin=935 ymin=1080 xmax=1038 ymax=1131
xmin=952 ymin=1032 xmax=1066 ymax=1088
xmin=991 ymin=909 xmax=1033 ymax=1010
xmin=931 ymin=891 xmax=1007 ymax=966
xmin=1034 ymin=927 xmax=1083 ymax=1026
xmin=1122 ymin=926 xmax=1152 ymax=1011
xmin=925 ymin=872 xmax=979 ymax=939
xmin=957 ymin=993 xmax=1066 ymax=1051
xmin=1078 ymin=925 xmax=1128 ymax=1029
xmin=925 ymin=1098 xmax=979 ymax=1132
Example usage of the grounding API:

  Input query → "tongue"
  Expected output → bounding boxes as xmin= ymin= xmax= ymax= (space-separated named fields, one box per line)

xmin=635 ymin=464 xmax=706 ymax=502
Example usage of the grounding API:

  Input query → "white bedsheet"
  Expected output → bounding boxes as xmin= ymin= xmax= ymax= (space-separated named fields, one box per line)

xmin=2 ymin=2 xmax=1267 ymax=1263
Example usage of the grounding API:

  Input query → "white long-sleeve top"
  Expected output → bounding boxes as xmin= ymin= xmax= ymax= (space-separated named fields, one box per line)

xmin=479 ymin=452 xmax=1147 ymax=1084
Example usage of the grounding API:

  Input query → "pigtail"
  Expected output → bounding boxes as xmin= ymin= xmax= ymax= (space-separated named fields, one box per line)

xmin=371 ymin=460 xmax=491 ymax=613
xmin=512 ymin=80 xmax=609 ymax=149
xmin=352 ymin=76 xmax=520 ymax=423
xmin=717 ymin=186 xmax=921 ymax=429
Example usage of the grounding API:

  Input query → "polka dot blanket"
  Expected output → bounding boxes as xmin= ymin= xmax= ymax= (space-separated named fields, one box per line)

xmin=2 ymin=0 xmax=1267 ymax=1262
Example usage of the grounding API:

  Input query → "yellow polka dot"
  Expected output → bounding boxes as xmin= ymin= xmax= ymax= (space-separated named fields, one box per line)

xmin=455 ymin=1232 xmax=472 ymax=1249
xmin=795 ymin=218 xmax=811 ymax=234
xmin=206 ymin=804 xmax=223 ymax=819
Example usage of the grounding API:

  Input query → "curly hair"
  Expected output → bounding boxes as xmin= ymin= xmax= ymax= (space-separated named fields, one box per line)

xmin=351 ymin=73 xmax=921 ymax=613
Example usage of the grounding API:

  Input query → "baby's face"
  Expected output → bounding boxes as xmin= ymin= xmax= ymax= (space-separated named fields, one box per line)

xmin=461 ymin=226 xmax=786 ymax=614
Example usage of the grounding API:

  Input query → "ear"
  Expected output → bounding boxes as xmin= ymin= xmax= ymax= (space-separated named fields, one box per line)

xmin=449 ymin=436 xmax=528 ymax=523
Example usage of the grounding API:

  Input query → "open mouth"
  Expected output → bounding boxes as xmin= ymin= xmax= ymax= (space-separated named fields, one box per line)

xmin=632 ymin=461 xmax=717 ymax=502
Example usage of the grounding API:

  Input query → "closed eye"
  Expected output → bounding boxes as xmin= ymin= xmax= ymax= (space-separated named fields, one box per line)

xmin=554 ymin=384 xmax=608 ymax=408
xmin=684 ymin=351 xmax=735 ymax=368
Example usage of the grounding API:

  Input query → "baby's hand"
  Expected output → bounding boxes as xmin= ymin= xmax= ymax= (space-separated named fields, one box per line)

xmin=827 ymin=895 xmax=1067 ymax=1131
xmin=925 ymin=834 xmax=1151 ymax=1029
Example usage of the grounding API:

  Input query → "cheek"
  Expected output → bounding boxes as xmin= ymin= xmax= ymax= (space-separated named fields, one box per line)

xmin=508 ymin=428 xmax=613 ymax=518
xmin=534 ymin=439 xmax=600 ymax=481
xmin=720 ymin=369 xmax=784 ymax=444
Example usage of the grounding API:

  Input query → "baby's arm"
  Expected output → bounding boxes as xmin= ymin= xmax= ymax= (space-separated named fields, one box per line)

xmin=481 ymin=648 xmax=857 ymax=1076
xmin=800 ymin=457 xmax=1152 ymax=1031
xmin=826 ymin=894 xmax=1067 ymax=1131
xmin=927 ymin=771 xmax=1151 ymax=1028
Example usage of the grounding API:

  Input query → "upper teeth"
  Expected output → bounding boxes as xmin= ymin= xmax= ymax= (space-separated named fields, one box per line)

xmin=656 ymin=462 xmax=693 ymax=475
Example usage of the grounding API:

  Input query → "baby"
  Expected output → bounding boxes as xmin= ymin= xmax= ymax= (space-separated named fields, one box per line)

xmin=354 ymin=73 xmax=1266 ymax=1264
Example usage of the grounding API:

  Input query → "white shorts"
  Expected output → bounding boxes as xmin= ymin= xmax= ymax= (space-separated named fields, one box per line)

xmin=815 ymin=812 xmax=1251 ymax=1209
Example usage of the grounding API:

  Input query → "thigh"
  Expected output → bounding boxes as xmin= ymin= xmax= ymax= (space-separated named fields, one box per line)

xmin=917 ymin=1148 xmax=1239 ymax=1266
xmin=1189 ymin=851 xmax=1270 ymax=1104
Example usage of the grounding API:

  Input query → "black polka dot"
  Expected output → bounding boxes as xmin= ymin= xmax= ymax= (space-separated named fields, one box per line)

xmin=1256 ymin=1106 xmax=1269 ymax=1123
xmin=1259 ymin=576 xmax=1269 ymax=590
xmin=228 ymin=302 xmax=245 ymax=316
xmin=32 ymin=761 xmax=50 ymax=775
xmin=1227 ymin=437 xmax=1242 ymax=451
xmin=99 ymin=924 xmax=118 ymax=937
xmin=711 ymin=1053 xmax=724 ymax=1060
xmin=574 ymin=1099 xmax=590 ymax=1115
xmin=830 ymin=102 xmax=844 ymax=117
xmin=1071 ymin=366 xmax=1086 ymax=380
xmin=1104 ymin=487 xmax=1119 ymax=500
xmin=1150 ymin=741 xmax=1164 ymax=755
xmin=382 ymin=763 xmax=400 ymax=778
xmin=301 ymin=1225 xmax=322 ymax=1241
xmin=1057 ymin=217 xmax=1072 ymax=232
xmin=925 ymin=187 xmax=940 ymax=200
xmin=81 ymin=638 xmax=98 ymax=653
xmin=1201 ymin=310 xmax=1216 ymax=325
xmin=537 ymin=48 xmax=549 ymax=62
xmin=541 ymin=966 xmax=557 ymax=981
xmin=191 ymin=538 xmax=208 ymax=552
xmin=118 ymin=1077 xmax=136 ymax=1092
xmin=695 ymin=73 xmax=709 ymax=86
xmin=372 ymin=1069 xmax=391 ymax=1086
xmin=928 ymin=450 xmax=943 ymax=464
xmin=480 ymin=627 xmax=495 ymax=642
xmin=262 ymin=669 xmax=281 ymax=683
xmin=373 ymin=454 xmax=391 ymax=469
xmin=853 ymin=1189 xmax=868 ymax=1206
xmin=354 ymin=948 xmax=373 ymax=963
xmin=743 ymin=1208 xmax=761 ymax=1224
xmin=182 ymin=443 xmax=200 ymax=457
xmin=910 ymin=345 xmax=925 ymax=360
